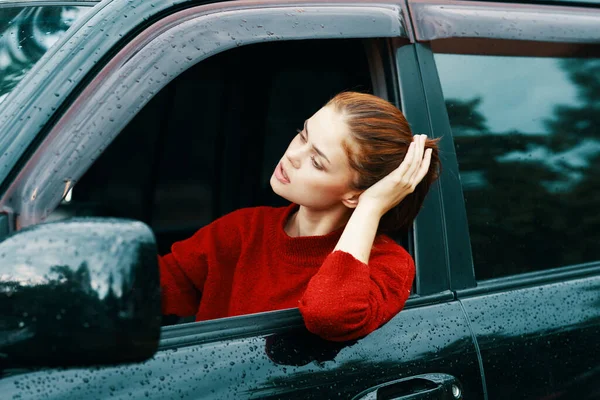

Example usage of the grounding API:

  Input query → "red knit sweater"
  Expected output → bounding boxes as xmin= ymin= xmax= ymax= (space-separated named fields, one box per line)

xmin=159 ymin=204 xmax=415 ymax=342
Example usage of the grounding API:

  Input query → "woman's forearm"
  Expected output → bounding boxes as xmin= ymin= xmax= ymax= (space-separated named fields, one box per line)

xmin=302 ymin=203 xmax=412 ymax=341
xmin=333 ymin=203 xmax=383 ymax=264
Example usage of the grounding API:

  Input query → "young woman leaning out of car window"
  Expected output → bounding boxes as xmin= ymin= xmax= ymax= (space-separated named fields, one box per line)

xmin=159 ymin=92 xmax=440 ymax=342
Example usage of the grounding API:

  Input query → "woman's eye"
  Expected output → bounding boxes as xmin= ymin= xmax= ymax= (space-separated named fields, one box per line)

xmin=311 ymin=156 xmax=323 ymax=170
xmin=296 ymin=129 xmax=307 ymax=142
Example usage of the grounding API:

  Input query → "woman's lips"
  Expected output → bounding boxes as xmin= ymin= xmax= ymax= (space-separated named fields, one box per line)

xmin=275 ymin=162 xmax=290 ymax=184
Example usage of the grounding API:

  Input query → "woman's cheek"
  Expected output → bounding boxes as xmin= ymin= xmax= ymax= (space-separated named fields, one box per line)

xmin=312 ymin=175 xmax=343 ymax=195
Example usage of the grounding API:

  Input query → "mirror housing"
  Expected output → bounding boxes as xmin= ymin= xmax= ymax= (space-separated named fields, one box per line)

xmin=0 ymin=218 xmax=161 ymax=369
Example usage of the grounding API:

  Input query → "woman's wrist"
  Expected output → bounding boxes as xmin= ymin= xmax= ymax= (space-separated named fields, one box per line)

xmin=333 ymin=201 xmax=382 ymax=264
xmin=354 ymin=200 xmax=386 ymax=220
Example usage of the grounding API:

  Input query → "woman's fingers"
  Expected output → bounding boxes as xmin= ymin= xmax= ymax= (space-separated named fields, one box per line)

xmin=396 ymin=135 xmax=431 ymax=186
xmin=396 ymin=141 xmax=416 ymax=177
xmin=394 ymin=135 xmax=431 ymax=191
xmin=413 ymin=148 xmax=433 ymax=184
xmin=408 ymin=135 xmax=426 ymax=181
xmin=401 ymin=134 xmax=425 ymax=183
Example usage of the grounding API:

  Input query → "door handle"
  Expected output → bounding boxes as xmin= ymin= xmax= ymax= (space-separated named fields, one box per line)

xmin=352 ymin=373 xmax=462 ymax=400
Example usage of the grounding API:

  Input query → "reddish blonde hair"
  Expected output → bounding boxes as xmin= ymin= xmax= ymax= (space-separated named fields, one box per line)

xmin=326 ymin=92 xmax=441 ymax=234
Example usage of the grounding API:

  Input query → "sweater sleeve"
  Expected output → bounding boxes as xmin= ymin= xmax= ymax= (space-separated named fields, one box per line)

xmin=298 ymin=241 xmax=415 ymax=342
xmin=159 ymin=210 xmax=245 ymax=317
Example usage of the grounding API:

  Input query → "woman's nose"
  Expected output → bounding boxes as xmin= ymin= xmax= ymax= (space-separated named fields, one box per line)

xmin=286 ymin=141 xmax=309 ymax=169
xmin=286 ymin=153 xmax=301 ymax=169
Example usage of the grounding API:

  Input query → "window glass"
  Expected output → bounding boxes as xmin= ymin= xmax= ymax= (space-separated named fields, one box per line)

xmin=433 ymin=40 xmax=600 ymax=280
xmin=0 ymin=5 xmax=91 ymax=104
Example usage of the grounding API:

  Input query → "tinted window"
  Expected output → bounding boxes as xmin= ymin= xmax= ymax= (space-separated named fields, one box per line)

xmin=0 ymin=5 xmax=90 ymax=104
xmin=433 ymin=39 xmax=600 ymax=280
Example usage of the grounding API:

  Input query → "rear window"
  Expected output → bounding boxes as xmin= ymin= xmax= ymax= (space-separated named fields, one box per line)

xmin=433 ymin=39 xmax=600 ymax=280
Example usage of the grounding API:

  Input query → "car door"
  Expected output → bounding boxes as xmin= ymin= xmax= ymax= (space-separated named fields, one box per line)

xmin=409 ymin=0 xmax=600 ymax=398
xmin=0 ymin=0 xmax=484 ymax=398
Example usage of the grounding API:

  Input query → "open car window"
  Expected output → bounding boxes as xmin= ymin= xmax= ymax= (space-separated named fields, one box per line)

xmin=3 ymin=1 xmax=415 ymax=328
xmin=48 ymin=38 xmax=380 ymax=254
xmin=47 ymin=37 xmax=418 ymax=327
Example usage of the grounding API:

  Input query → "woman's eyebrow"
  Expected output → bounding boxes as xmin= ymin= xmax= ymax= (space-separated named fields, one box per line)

xmin=305 ymin=119 xmax=331 ymax=164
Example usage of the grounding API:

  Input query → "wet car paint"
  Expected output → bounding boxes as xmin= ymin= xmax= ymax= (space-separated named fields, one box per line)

xmin=459 ymin=275 xmax=600 ymax=400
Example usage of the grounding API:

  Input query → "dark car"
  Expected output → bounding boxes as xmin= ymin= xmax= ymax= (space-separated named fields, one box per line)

xmin=0 ymin=0 xmax=599 ymax=398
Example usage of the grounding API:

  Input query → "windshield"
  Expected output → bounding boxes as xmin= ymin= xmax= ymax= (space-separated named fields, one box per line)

xmin=0 ymin=5 xmax=91 ymax=104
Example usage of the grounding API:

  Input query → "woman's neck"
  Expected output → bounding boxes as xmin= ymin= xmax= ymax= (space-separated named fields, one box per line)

xmin=285 ymin=204 xmax=352 ymax=237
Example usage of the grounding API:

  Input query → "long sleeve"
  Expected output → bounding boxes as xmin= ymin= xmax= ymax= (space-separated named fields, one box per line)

xmin=159 ymin=210 xmax=244 ymax=317
xmin=298 ymin=241 xmax=415 ymax=342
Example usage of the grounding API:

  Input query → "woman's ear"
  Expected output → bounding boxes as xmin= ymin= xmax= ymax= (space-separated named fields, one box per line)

xmin=341 ymin=192 xmax=361 ymax=209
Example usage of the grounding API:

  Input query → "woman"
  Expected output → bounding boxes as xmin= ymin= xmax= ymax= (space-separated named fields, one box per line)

xmin=160 ymin=92 xmax=440 ymax=342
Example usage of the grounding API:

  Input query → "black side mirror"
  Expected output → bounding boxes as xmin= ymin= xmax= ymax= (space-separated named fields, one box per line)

xmin=0 ymin=218 xmax=161 ymax=369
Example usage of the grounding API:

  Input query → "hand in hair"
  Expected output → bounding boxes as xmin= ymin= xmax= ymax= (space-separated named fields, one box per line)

xmin=358 ymin=134 xmax=432 ymax=217
xmin=332 ymin=134 xmax=432 ymax=264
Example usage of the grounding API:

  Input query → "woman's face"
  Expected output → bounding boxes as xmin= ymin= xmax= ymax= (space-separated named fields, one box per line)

xmin=270 ymin=105 xmax=359 ymax=209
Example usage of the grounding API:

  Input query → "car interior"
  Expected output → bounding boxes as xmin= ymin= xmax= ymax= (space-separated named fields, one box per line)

xmin=49 ymin=38 xmax=410 ymax=255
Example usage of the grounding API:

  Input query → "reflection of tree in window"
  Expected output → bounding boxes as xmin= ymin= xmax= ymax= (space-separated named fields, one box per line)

xmin=444 ymin=97 xmax=488 ymax=136
xmin=1 ymin=262 xmax=112 ymax=362
xmin=0 ymin=254 xmax=158 ymax=366
xmin=444 ymin=56 xmax=600 ymax=279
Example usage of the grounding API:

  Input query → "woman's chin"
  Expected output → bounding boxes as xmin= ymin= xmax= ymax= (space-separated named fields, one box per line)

xmin=269 ymin=174 xmax=280 ymax=192
xmin=270 ymin=176 xmax=289 ymax=198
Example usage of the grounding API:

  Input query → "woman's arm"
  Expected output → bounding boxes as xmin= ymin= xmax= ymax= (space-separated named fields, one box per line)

xmin=159 ymin=209 xmax=245 ymax=317
xmin=298 ymin=243 xmax=414 ymax=341
xmin=159 ymin=243 xmax=208 ymax=317
xmin=299 ymin=135 xmax=430 ymax=341
xmin=334 ymin=134 xmax=431 ymax=264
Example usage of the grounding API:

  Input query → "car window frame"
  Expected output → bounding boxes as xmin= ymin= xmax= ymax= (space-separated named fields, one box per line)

xmin=0 ymin=1 xmax=404 ymax=227
xmin=410 ymin=0 xmax=600 ymax=292
xmin=393 ymin=38 xmax=451 ymax=296
xmin=409 ymin=0 xmax=600 ymax=44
